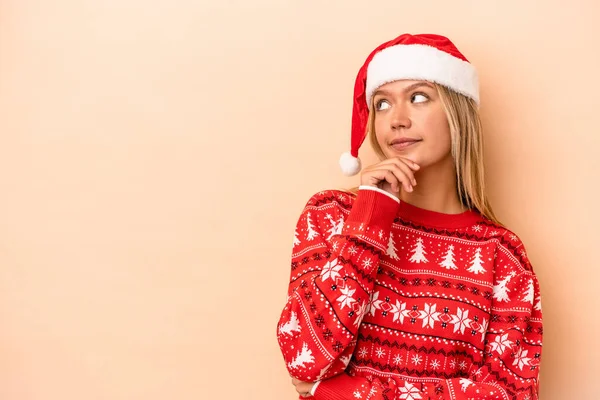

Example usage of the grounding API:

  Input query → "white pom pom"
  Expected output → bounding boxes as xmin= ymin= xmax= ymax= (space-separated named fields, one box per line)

xmin=339 ymin=151 xmax=361 ymax=176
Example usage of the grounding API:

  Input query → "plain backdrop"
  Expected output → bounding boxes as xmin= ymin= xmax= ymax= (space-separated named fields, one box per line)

xmin=1 ymin=0 xmax=598 ymax=399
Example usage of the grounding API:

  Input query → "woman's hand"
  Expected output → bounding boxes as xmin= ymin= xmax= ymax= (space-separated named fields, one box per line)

xmin=291 ymin=377 xmax=317 ymax=398
xmin=360 ymin=157 xmax=420 ymax=197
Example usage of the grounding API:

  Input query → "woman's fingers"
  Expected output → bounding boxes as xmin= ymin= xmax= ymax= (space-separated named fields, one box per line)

xmin=291 ymin=378 xmax=315 ymax=397
xmin=371 ymin=163 xmax=415 ymax=192
xmin=360 ymin=157 xmax=420 ymax=197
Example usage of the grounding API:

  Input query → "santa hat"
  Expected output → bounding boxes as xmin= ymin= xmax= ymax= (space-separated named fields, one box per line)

xmin=339 ymin=33 xmax=480 ymax=176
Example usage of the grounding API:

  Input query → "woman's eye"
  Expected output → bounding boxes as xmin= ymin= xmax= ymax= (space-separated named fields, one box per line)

xmin=412 ymin=93 xmax=428 ymax=103
xmin=375 ymin=100 xmax=390 ymax=110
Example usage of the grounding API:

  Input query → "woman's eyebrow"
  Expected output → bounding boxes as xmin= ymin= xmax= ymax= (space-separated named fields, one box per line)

xmin=373 ymin=82 xmax=435 ymax=98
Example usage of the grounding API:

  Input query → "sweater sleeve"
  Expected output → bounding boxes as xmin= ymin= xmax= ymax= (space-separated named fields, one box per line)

xmin=277 ymin=188 xmax=399 ymax=382
xmin=312 ymin=235 xmax=543 ymax=400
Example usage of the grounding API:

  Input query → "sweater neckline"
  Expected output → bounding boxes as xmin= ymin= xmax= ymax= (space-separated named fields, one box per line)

xmin=397 ymin=200 xmax=482 ymax=229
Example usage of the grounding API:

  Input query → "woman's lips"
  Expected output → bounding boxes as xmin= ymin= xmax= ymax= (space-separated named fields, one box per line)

xmin=390 ymin=139 xmax=421 ymax=150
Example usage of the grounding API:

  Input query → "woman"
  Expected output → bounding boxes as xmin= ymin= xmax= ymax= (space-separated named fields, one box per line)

xmin=276 ymin=33 xmax=542 ymax=400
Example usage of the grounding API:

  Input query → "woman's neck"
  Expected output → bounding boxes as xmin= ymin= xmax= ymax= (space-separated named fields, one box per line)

xmin=399 ymin=157 xmax=465 ymax=215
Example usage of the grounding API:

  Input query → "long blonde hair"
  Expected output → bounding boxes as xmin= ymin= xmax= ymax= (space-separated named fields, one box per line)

xmin=341 ymin=83 xmax=502 ymax=225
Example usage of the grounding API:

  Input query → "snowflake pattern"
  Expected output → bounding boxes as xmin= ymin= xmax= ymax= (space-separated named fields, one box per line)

xmin=353 ymin=301 xmax=368 ymax=327
xmin=362 ymin=257 xmax=373 ymax=269
xmin=320 ymin=259 xmax=342 ymax=281
xmin=451 ymin=308 xmax=472 ymax=334
xmin=411 ymin=354 xmax=422 ymax=365
xmin=353 ymin=390 xmax=362 ymax=399
xmin=472 ymin=225 xmax=482 ymax=232
xmin=368 ymin=291 xmax=383 ymax=316
xmin=375 ymin=347 xmax=386 ymax=358
xmin=357 ymin=347 xmax=368 ymax=358
xmin=490 ymin=333 xmax=513 ymax=355
xmin=430 ymin=359 xmax=440 ymax=370
xmin=336 ymin=286 xmax=357 ymax=309
xmin=398 ymin=382 xmax=422 ymax=400
xmin=513 ymin=347 xmax=532 ymax=370
xmin=419 ymin=303 xmax=441 ymax=328
xmin=393 ymin=354 xmax=403 ymax=365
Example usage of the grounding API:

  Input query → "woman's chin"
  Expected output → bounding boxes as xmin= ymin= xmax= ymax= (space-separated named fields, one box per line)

xmin=385 ymin=149 xmax=418 ymax=164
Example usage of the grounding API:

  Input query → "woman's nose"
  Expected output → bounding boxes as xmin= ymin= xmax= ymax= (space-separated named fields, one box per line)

xmin=391 ymin=106 xmax=411 ymax=130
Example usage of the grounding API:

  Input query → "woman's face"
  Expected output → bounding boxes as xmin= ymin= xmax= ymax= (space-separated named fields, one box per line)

xmin=373 ymin=80 xmax=452 ymax=168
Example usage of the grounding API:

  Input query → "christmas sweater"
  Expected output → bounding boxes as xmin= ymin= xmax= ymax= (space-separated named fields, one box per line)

xmin=277 ymin=187 xmax=542 ymax=400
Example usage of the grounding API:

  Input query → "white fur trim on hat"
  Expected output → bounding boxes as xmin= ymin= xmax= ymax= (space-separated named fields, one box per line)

xmin=339 ymin=151 xmax=361 ymax=176
xmin=365 ymin=44 xmax=479 ymax=106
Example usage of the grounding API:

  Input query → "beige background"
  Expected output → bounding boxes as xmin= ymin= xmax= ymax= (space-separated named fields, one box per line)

xmin=0 ymin=0 xmax=598 ymax=399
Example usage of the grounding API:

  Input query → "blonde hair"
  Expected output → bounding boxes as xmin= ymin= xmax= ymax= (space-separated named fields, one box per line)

xmin=340 ymin=83 xmax=502 ymax=225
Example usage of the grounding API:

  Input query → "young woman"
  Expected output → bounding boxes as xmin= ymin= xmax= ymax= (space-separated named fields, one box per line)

xmin=277 ymin=33 xmax=542 ymax=400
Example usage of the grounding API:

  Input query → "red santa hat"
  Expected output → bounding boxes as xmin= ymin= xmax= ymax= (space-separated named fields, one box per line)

xmin=339 ymin=33 xmax=480 ymax=176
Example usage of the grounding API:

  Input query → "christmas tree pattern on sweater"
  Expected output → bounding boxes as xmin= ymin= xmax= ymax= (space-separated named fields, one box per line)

xmin=277 ymin=189 xmax=542 ymax=400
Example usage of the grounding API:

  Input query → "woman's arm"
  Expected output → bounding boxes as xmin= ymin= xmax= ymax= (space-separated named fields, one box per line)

xmin=277 ymin=188 xmax=399 ymax=382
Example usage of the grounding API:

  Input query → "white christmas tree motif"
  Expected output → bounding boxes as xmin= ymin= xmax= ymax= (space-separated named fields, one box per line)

xmin=409 ymin=237 xmax=429 ymax=263
xmin=305 ymin=212 xmax=318 ymax=241
xmin=489 ymin=333 xmax=513 ymax=355
xmin=288 ymin=342 xmax=315 ymax=370
xmin=493 ymin=271 xmax=516 ymax=302
xmin=320 ymin=258 xmax=343 ymax=281
xmin=337 ymin=286 xmax=357 ymax=309
xmin=368 ymin=291 xmax=383 ymax=316
xmin=279 ymin=311 xmax=301 ymax=336
xmin=459 ymin=378 xmax=474 ymax=392
xmin=386 ymin=233 xmax=399 ymax=260
xmin=513 ymin=347 xmax=532 ymax=371
xmin=293 ymin=228 xmax=301 ymax=247
xmin=466 ymin=247 xmax=486 ymax=274
xmin=451 ymin=307 xmax=472 ymax=334
xmin=534 ymin=294 xmax=542 ymax=311
xmin=439 ymin=244 xmax=457 ymax=270
xmin=418 ymin=303 xmax=441 ymax=328
xmin=398 ymin=382 xmax=422 ymax=400
xmin=390 ymin=300 xmax=408 ymax=323
xmin=522 ymin=279 xmax=534 ymax=304
xmin=325 ymin=214 xmax=344 ymax=240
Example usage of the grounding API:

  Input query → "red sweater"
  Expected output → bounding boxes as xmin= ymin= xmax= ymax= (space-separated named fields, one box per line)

xmin=277 ymin=187 xmax=542 ymax=400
